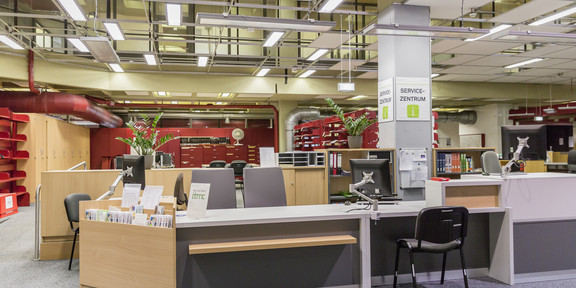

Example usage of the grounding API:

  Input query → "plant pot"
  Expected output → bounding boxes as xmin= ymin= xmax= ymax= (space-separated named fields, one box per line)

xmin=347 ymin=136 xmax=363 ymax=149
xmin=143 ymin=154 xmax=154 ymax=169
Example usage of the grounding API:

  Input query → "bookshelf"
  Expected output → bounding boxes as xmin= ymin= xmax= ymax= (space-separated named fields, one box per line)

xmin=433 ymin=147 xmax=495 ymax=179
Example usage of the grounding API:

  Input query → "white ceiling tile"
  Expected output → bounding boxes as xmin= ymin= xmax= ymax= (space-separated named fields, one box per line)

xmin=125 ymin=91 xmax=149 ymax=96
xmin=436 ymin=55 xmax=483 ymax=65
xmin=431 ymin=40 xmax=466 ymax=53
xmin=526 ymin=58 xmax=571 ymax=68
xmin=309 ymin=32 xmax=353 ymax=49
xmin=541 ymin=47 xmax=576 ymax=59
xmin=356 ymin=71 xmax=378 ymax=79
xmin=515 ymin=44 xmax=572 ymax=58
xmin=513 ymin=68 xmax=565 ymax=77
xmin=366 ymin=42 xmax=378 ymax=51
xmin=487 ymin=76 xmax=540 ymax=83
xmin=512 ymin=24 xmax=576 ymax=34
xmin=170 ymin=92 xmax=192 ymax=97
xmin=405 ymin=0 xmax=493 ymax=19
xmin=451 ymin=75 xmax=502 ymax=82
xmin=446 ymin=41 xmax=521 ymax=55
xmin=236 ymin=93 xmax=274 ymax=98
xmin=465 ymin=55 xmax=531 ymax=67
xmin=440 ymin=65 xmax=497 ymax=74
xmin=488 ymin=0 xmax=572 ymax=24
xmin=328 ymin=60 xmax=367 ymax=70
xmin=196 ymin=93 xmax=219 ymax=97
xmin=433 ymin=74 xmax=462 ymax=81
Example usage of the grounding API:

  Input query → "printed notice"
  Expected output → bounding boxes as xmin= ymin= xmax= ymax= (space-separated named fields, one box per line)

xmin=378 ymin=78 xmax=394 ymax=123
xmin=395 ymin=77 xmax=430 ymax=121
xmin=5 ymin=195 xmax=13 ymax=209
xmin=187 ymin=183 xmax=211 ymax=219
xmin=121 ymin=183 xmax=141 ymax=208
xmin=141 ymin=185 xmax=164 ymax=210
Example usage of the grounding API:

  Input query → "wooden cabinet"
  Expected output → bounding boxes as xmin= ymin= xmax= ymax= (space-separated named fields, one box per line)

xmin=282 ymin=167 xmax=326 ymax=205
xmin=433 ymin=148 xmax=495 ymax=179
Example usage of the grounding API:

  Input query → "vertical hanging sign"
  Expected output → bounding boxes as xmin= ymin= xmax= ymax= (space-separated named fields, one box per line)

xmin=395 ymin=77 xmax=430 ymax=121
xmin=378 ymin=78 xmax=394 ymax=123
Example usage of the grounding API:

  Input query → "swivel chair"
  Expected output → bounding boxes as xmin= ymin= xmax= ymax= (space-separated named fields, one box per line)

xmin=208 ymin=160 xmax=227 ymax=168
xmin=225 ymin=160 xmax=249 ymax=188
xmin=481 ymin=151 xmax=502 ymax=175
xmin=174 ymin=173 xmax=187 ymax=210
xmin=393 ymin=206 xmax=469 ymax=288
xmin=64 ymin=193 xmax=92 ymax=270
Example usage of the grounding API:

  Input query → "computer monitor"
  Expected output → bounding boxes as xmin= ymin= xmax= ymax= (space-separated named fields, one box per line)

xmin=155 ymin=151 xmax=164 ymax=165
xmin=501 ymin=125 xmax=547 ymax=160
xmin=161 ymin=153 xmax=172 ymax=167
xmin=122 ymin=155 xmax=146 ymax=189
xmin=349 ymin=159 xmax=393 ymax=199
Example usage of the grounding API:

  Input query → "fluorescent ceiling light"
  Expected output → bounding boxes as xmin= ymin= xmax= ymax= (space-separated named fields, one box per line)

xmin=263 ymin=31 xmax=285 ymax=47
xmin=157 ymin=91 xmax=167 ymax=96
xmin=215 ymin=102 xmax=224 ymax=105
xmin=220 ymin=93 xmax=231 ymax=97
xmin=196 ymin=13 xmax=336 ymax=32
xmin=256 ymin=68 xmax=270 ymax=77
xmin=504 ymin=58 xmax=545 ymax=69
xmin=166 ymin=3 xmax=181 ymax=26
xmin=171 ymin=101 xmax=178 ymax=104
xmin=319 ymin=0 xmax=345 ymax=13
xmin=338 ymin=82 xmax=355 ymax=92
xmin=307 ymin=49 xmax=329 ymax=61
xmin=543 ymin=107 xmax=557 ymax=114
xmin=558 ymin=106 xmax=576 ymax=110
xmin=144 ymin=54 xmax=157 ymax=65
xmin=348 ymin=95 xmax=367 ymax=100
xmin=431 ymin=73 xmax=440 ymax=78
xmin=534 ymin=116 xmax=544 ymax=121
xmin=198 ymin=56 xmax=208 ymax=67
xmin=465 ymin=24 xmax=512 ymax=41
xmin=299 ymin=70 xmax=316 ymax=78
xmin=529 ymin=6 xmax=576 ymax=26
xmin=56 ymin=0 xmax=86 ymax=21
xmin=124 ymin=100 xmax=131 ymax=104
xmin=496 ymin=30 xmax=576 ymax=44
xmin=67 ymin=38 xmax=88 ymax=52
xmin=0 ymin=35 xmax=24 ymax=50
xmin=80 ymin=36 xmax=120 ymax=63
xmin=508 ymin=112 xmax=534 ymax=117
xmin=108 ymin=63 xmax=124 ymax=73
xmin=362 ymin=24 xmax=489 ymax=39
xmin=103 ymin=22 xmax=125 ymax=41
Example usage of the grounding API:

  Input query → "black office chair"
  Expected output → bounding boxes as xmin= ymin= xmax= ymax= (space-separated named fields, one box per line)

xmin=568 ymin=150 xmax=576 ymax=173
xmin=114 ymin=156 xmax=123 ymax=169
xmin=208 ymin=160 xmax=227 ymax=168
xmin=393 ymin=206 xmax=469 ymax=288
xmin=63 ymin=193 xmax=92 ymax=270
xmin=226 ymin=160 xmax=248 ymax=188
xmin=174 ymin=173 xmax=187 ymax=210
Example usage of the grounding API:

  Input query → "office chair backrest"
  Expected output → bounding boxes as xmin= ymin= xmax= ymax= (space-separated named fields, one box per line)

xmin=415 ymin=206 xmax=469 ymax=246
xmin=481 ymin=151 xmax=502 ymax=174
xmin=209 ymin=160 xmax=227 ymax=168
xmin=191 ymin=168 xmax=236 ymax=209
xmin=174 ymin=173 xmax=187 ymax=205
xmin=243 ymin=167 xmax=287 ymax=208
xmin=114 ymin=156 xmax=123 ymax=169
xmin=568 ymin=150 xmax=576 ymax=173
xmin=228 ymin=160 xmax=248 ymax=176
xmin=64 ymin=193 xmax=92 ymax=224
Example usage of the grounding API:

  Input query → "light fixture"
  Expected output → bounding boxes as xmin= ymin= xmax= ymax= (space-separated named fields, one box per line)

xmin=543 ymin=107 xmax=557 ymax=114
xmin=348 ymin=95 xmax=367 ymax=100
xmin=496 ymin=30 xmax=576 ymax=43
xmin=263 ymin=32 xmax=285 ymax=47
xmin=220 ymin=93 xmax=231 ymax=97
xmin=338 ymin=82 xmax=355 ymax=92
xmin=299 ymin=70 xmax=316 ymax=78
xmin=319 ymin=0 xmax=345 ymax=13
xmin=103 ymin=22 xmax=125 ymax=40
xmin=198 ymin=56 xmax=208 ymax=67
xmin=504 ymin=58 xmax=545 ymax=69
xmin=431 ymin=73 xmax=440 ymax=78
xmin=56 ymin=0 xmax=86 ymax=21
xmin=196 ymin=13 xmax=336 ymax=32
xmin=529 ymin=6 xmax=576 ymax=26
xmin=67 ymin=38 xmax=88 ymax=52
xmin=0 ymin=35 xmax=24 ymax=50
xmin=124 ymin=100 xmax=132 ymax=104
xmin=224 ymin=117 xmax=230 ymax=124
xmin=144 ymin=54 xmax=157 ymax=65
xmin=81 ymin=36 xmax=120 ymax=63
xmin=307 ymin=49 xmax=329 ymax=61
xmin=465 ymin=24 xmax=512 ymax=41
xmin=362 ymin=24 xmax=489 ymax=39
xmin=508 ymin=112 xmax=535 ymax=117
xmin=534 ymin=116 xmax=544 ymax=121
xmin=256 ymin=68 xmax=270 ymax=77
xmin=157 ymin=91 xmax=167 ymax=96
xmin=171 ymin=101 xmax=178 ymax=104
xmin=215 ymin=102 xmax=224 ymax=105
xmin=166 ymin=3 xmax=181 ymax=26
xmin=108 ymin=63 xmax=124 ymax=73
xmin=558 ymin=106 xmax=576 ymax=110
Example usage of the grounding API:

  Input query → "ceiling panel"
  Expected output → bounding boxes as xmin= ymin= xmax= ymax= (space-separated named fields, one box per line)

xmin=513 ymin=68 xmax=566 ymax=77
xmin=309 ymin=32 xmax=353 ymax=49
xmin=405 ymin=0 xmax=493 ymax=19
xmin=465 ymin=55 xmax=530 ymax=67
xmin=431 ymin=40 xmax=466 ymax=53
xmin=487 ymin=75 xmax=540 ymax=83
xmin=436 ymin=55 xmax=483 ymax=65
xmin=525 ymin=58 xmax=571 ymax=68
xmin=356 ymin=71 xmax=378 ymax=79
xmin=450 ymin=75 xmax=502 ymax=82
xmin=440 ymin=65 xmax=499 ymax=74
xmin=328 ymin=60 xmax=367 ymax=70
xmin=515 ymin=44 xmax=573 ymax=58
xmin=446 ymin=41 xmax=521 ymax=55
xmin=488 ymin=0 xmax=572 ymax=24
xmin=236 ymin=93 xmax=274 ymax=98
xmin=541 ymin=47 xmax=576 ymax=59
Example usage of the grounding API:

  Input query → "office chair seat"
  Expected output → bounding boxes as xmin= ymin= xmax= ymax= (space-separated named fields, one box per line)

xmin=397 ymin=239 xmax=462 ymax=253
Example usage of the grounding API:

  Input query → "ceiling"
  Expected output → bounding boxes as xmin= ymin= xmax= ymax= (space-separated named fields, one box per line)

xmin=2 ymin=0 xmax=576 ymax=113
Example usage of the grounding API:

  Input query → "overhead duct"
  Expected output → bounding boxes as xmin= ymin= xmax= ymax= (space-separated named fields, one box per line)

xmin=0 ymin=92 xmax=123 ymax=128
xmin=285 ymin=108 xmax=321 ymax=151
xmin=436 ymin=111 xmax=477 ymax=124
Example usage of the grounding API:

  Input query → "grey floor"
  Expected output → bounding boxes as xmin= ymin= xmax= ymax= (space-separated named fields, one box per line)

xmin=3 ymin=205 xmax=576 ymax=288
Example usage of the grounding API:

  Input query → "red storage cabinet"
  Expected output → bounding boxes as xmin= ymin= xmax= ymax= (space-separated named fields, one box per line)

xmin=202 ymin=144 xmax=226 ymax=164
xmin=180 ymin=145 xmax=204 ymax=167
xmin=0 ymin=192 xmax=17 ymax=218
xmin=225 ymin=145 xmax=248 ymax=162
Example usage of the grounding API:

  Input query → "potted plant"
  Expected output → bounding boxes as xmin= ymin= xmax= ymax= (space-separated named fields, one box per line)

xmin=325 ymin=98 xmax=377 ymax=149
xmin=115 ymin=113 xmax=178 ymax=169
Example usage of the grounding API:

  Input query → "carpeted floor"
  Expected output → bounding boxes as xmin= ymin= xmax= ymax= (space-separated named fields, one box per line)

xmin=3 ymin=205 xmax=576 ymax=288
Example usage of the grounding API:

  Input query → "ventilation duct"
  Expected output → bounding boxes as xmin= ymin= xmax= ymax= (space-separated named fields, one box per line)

xmin=285 ymin=108 xmax=321 ymax=151
xmin=436 ymin=111 xmax=477 ymax=124
xmin=0 ymin=92 xmax=123 ymax=128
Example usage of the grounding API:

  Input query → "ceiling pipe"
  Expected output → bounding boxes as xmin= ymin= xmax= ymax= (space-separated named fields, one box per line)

xmin=0 ymin=92 xmax=123 ymax=128
xmin=284 ymin=108 xmax=321 ymax=151
xmin=436 ymin=111 xmax=477 ymax=124
xmin=28 ymin=49 xmax=41 ymax=95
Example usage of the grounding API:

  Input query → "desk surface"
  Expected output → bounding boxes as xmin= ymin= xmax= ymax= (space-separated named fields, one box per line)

xmin=464 ymin=172 xmax=576 ymax=180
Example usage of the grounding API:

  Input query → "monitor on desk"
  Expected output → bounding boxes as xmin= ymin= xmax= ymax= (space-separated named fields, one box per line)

xmin=122 ymin=155 xmax=146 ymax=189
xmin=501 ymin=125 xmax=546 ymax=160
xmin=350 ymin=159 xmax=394 ymax=199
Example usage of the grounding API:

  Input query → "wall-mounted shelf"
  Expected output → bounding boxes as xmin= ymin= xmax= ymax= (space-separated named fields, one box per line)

xmin=0 ymin=108 xmax=29 ymax=206
xmin=432 ymin=148 xmax=495 ymax=179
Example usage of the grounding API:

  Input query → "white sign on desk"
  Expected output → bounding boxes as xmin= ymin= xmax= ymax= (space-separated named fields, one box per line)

xmin=187 ymin=183 xmax=210 ymax=219
xmin=121 ymin=183 xmax=141 ymax=208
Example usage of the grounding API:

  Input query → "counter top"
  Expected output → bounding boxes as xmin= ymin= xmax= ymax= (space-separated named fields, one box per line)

xmin=426 ymin=178 xmax=504 ymax=187
xmin=463 ymin=172 xmax=576 ymax=180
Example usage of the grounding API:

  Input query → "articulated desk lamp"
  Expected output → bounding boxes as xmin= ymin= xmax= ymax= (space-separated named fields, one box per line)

xmin=96 ymin=168 xmax=131 ymax=200
xmin=349 ymin=172 xmax=380 ymax=212
xmin=502 ymin=137 xmax=529 ymax=177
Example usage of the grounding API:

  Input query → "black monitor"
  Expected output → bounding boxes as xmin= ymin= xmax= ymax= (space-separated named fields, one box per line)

xmin=501 ymin=125 xmax=547 ymax=160
xmin=155 ymin=151 xmax=164 ymax=165
xmin=162 ymin=153 xmax=172 ymax=167
xmin=122 ymin=155 xmax=146 ymax=189
xmin=350 ymin=159 xmax=393 ymax=199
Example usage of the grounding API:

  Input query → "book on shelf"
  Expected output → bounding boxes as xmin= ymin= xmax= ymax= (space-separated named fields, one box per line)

xmin=437 ymin=152 xmax=475 ymax=173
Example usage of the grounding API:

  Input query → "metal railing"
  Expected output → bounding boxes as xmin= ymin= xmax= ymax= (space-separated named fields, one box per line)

xmin=34 ymin=161 xmax=87 ymax=261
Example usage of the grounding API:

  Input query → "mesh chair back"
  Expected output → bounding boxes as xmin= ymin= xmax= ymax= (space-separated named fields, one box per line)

xmin=209 ymin=160 xmax=227 ymax=168
xmin=243 ymin=167 xmax=286 ymax=208
xmin=64 ymin=193 xmax=92 ymax=223
xmin=174 ymin=173 xmax=187 ymax=205
xmin=114 ymin=156 xmax=123 ymax=169
xmin=228 ymin=160 xmax=248 ymax=177
xmin=481 ymin=151 xmax=502 ymax=174
xmin=191 ymin=168 xmax=236 ymax=209
xmin=568 ymin=150 xmax=576 ymax=173
xmin=414 ymin=206 xmax=469 ymax=246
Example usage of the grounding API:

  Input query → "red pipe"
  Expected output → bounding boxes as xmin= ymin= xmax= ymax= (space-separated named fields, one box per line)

xmin=0 ymin=92 xmax=123 ymax=128
xmin=28 ymin=50 xmax=41 ymax=95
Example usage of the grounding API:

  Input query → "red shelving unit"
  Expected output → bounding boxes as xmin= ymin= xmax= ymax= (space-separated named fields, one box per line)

xmin=0 ymin=108 xmax=29 ymax=207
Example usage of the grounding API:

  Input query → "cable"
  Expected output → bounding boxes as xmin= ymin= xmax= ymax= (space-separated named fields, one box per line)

xmin=346 ymin=202 xmax=373 ymax=213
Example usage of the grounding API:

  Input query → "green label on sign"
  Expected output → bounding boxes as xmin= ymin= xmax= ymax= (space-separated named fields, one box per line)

xmin=407 ymin=105 xmax=419 ymax=118
xmin=382 ymin=106 xmax=388 ymax=119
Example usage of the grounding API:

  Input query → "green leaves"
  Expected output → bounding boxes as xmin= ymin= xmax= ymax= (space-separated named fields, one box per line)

xmin=115 ymin=113 xmax=179 ymax=155
xmin=325 ymin=98 xmax=377 ymax=136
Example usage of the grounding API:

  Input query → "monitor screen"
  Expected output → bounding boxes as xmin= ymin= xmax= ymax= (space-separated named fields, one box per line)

xmin=122 ymin=155 xmax=146 ymax=189
xmin=155 ymin=151 xmax=164 ymax=164
xmin=161 ymin=153 xmax=172 ymax=167
xmin=349 ymin=159 xmax=393 ymax=198
xmin=501 ymin=125 xmax=546 ymax=160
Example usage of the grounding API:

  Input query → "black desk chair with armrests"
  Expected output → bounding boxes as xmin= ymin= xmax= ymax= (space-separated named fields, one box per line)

xmin=568 ymin=150 xmax=576 ymax=173
xmin=225 ymin=160 xmax=249 ymax=188
xmin=393 ymin=206 xmax=469 ymax=288
xmin=64 ymin=193 xmax=92 ymax=270
xmin=208 ymin=160 xmax=227 ymax=168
